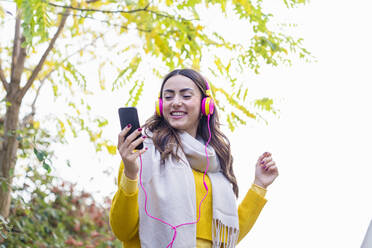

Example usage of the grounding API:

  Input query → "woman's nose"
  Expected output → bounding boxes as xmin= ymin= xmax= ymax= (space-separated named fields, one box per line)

xmin=172 ymin=96 xmax=182 ymax=106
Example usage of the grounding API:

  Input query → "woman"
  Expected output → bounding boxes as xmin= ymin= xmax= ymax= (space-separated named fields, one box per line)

xmin=110 ymin=69 xmax=279 ymax=248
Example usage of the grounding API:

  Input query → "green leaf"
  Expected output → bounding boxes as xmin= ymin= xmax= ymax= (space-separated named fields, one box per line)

xmin=34 ymin=148 xmax=44 ymax=162
xmin=42 ymin=162 xmax=51 ymax=173
xmin=254 ymin=98 xmax=274 ymax=112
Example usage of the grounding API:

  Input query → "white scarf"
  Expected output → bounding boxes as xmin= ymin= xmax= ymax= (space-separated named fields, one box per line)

xmin=137 ymin=131 xmax=239 ymax=248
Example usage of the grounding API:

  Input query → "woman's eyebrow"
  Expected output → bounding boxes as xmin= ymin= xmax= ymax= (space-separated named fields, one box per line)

xmin=163 ymin=88 xmax=194 ymax=94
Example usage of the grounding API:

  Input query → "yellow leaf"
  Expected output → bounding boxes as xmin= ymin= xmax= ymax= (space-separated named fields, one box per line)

xmin=196 ymin=25 xmax=203 ymax=31
xmin=0 ymin=6 xmax=4 ymax=18
xmin=192 ymin=57 xmax=200 ymax=70
xmin=105 ymin=144 xmax=117 ymax=155
xmin=58 ymin=120 xmax=66 ymax=135
xmin=33 ymin=121 xmax=40 ymax=129
xmin=214 ymin=57 xmax=223 ymax=74
xmin=98 ymin=62 xmax=105 ymax=90
xmin=90 ymin=131 xmax=102 ymax=142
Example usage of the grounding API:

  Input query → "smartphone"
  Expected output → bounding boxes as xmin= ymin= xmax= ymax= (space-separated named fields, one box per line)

xmin=118 ymin=107 xmax=144 ymax=150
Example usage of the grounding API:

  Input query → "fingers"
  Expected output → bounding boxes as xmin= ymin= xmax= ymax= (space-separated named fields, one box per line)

xmin=128 ymin=135 xmax=147 ymax=152
xmin=261 ymin=156 xmax=272 ymax=166
xmin=133 ymin=146 xmax=148 ymax=157
xmin=118 ymin=126 xmax=143 ymax=148
xmin=262 ymin=160 xmax=276 ymax=171
xmin=258 ymin=152 xmax=271 ymax=163
xmin=123 ymin=128 xmax=143 ymax=148
xmin=257 ymin=152 xmax=277 ymax=171
xmin=257 ymin=152 xmax=271 ymax=166
xmin=118 ymin=124 xmax=132 ymax=147
xmin=118 ymin=126 xmax=148 ymax=162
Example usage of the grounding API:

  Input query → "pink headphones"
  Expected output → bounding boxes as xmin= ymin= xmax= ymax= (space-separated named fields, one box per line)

xmin=155 ymin=79 xmax=215 ymax=117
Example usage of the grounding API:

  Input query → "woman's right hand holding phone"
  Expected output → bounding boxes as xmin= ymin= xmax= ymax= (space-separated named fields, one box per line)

xmin=117 ymin=124 xmax=147 ymax=180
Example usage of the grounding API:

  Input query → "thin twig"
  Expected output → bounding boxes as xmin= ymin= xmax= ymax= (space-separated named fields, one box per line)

xmin=47 ymin=1 xmax=196 ymax=22
xmin=47 ymin=1 xmax=150 ymax=14
xmin=61 ymin=33 xmax=105 ymax=63
xmin=29 ymin=70 xmax=52 ymax=114
xmin=146 ymin=9 xmax=199 ymax=21
xmin=67 ymin=13 xmax=152 ymax=33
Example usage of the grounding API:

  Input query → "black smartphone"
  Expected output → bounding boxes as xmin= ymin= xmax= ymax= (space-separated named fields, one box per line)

xmin=118 ymin=107 xmax=144 ymax=150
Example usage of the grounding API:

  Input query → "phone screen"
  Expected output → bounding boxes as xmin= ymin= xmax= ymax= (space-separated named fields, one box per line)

xmin=118 ymin=107 xmax=143 ymax=150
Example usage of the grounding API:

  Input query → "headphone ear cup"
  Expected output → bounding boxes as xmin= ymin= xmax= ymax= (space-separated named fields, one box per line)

xmin=201 ymin=97 xmax=214 ymax=116
xmin=155 ymin=98 xmax=163 ymax=116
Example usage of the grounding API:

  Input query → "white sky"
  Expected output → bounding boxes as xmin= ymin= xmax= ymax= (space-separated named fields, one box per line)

xmin=3 ymin=0 xmax=372 ymax=247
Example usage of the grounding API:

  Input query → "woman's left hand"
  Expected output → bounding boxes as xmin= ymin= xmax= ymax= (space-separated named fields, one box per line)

xmin=254 ymin=152 xmax=279 ymax=189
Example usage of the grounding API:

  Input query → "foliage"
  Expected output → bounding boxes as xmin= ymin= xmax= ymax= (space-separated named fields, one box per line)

xmin=0 ymin=1 xmax=313 ymax=150
xmin=0 ymin=166 xmax=120 ymax=247
xmin=0 ymin=113 xmax=55 ymax=191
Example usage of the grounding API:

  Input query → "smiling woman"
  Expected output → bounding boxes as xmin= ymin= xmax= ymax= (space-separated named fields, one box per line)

xmin=162 ymin=74 xmax=203 ymax=138
xmin=109 ymin=68 xmax=279 ymax=248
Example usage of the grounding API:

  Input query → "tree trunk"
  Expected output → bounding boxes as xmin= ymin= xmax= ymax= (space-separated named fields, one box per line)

xmin=0 ymin=7 xmax=69 ymax=218
xmin=0 ymin=91 xmax=21 ymax=218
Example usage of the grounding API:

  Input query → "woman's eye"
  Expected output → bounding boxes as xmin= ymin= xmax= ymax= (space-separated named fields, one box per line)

xmin=183 ymin=95 xmax=191 ymax=99
xmin=164 ymin=96 xmax=172 ymax=100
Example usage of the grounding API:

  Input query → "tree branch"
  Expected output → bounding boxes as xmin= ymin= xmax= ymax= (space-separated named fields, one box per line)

xmin=20 ymin=30 xmax=101 ymax=128
xmin=0 ymin=59 xmax=8 ymax=91
xmin=47 ymin=1 xmax=150 ymax=14
xmin=146 ymin=9 xmax=198 ymax=21
xmin=10 ymin=7 xmax=21 ymax=83
xmin=18 ymin=70 xmax=50 ymax=130
xmin=58 ymin=33 xmax=104 ymax=63
xmin=19 ymin=9 xmax=70 ymax=99
xmin=30 ymin=70 xmax=51 ymax=113
xmin=48 ymin=1 xmax=196 ymax=22
xmin=11 ymin=35 xmax=26 ymax=85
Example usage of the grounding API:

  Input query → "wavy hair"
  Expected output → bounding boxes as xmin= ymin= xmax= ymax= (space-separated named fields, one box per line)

xmin=143 ymin=69 xmax=239 ymax=198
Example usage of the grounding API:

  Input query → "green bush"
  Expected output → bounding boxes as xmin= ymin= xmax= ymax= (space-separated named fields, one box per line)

xmin=0 ymin=167 xmax=121 ymax=248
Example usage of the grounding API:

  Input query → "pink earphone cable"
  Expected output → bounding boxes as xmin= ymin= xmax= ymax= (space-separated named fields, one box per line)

xmin=138 ymin=114 xmax=212 ymax=248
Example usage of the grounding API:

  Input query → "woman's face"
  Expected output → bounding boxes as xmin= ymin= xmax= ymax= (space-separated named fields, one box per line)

xmin=162 ymin=75 xmax=202 ymax=138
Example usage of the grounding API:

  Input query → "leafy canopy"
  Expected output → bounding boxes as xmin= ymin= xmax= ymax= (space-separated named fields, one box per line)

xmin=0 ymin=0 xmax=311 ymax=156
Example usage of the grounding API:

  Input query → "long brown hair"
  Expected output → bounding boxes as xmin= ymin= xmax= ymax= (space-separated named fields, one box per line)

xmin=143 ymin=69 xmax=239 ymax=198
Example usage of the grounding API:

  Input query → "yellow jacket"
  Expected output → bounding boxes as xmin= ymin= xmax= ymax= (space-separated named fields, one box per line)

xmin=110 ymin=162 xmax=267 ymax=247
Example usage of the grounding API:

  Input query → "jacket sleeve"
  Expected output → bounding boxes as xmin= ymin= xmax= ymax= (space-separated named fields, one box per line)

xmin=109 ymin=161 xmax=139 ymax=242
xmin=236 ymin=186 xmax=267 ymax=243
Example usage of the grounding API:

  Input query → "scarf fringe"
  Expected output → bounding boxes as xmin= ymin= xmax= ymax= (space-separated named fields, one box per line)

xmin=212 ymin=219 xmax=239 ymax=248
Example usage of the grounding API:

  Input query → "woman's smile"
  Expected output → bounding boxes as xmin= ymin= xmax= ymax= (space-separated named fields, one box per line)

xmin=170 ymin=111 xmax=187 ymax=119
